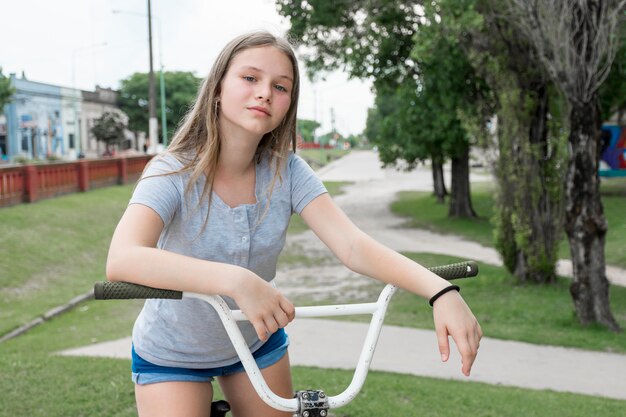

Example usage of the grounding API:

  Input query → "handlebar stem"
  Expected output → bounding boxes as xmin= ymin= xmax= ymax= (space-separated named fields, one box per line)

xmin=186 ymin=292 xmax=300 ymax=412
xmin=185 ymin=283 xmax=399 ymax=412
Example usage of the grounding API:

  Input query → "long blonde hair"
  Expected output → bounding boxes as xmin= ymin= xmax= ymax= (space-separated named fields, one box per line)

xmin=162 ymin=30 xmax=300 ymax=209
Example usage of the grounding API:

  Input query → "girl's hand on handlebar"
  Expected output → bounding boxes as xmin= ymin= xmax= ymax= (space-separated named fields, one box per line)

xmin=233 ymin=272 xmax=295 ymax=341
xmin=432 ymin=291 xmax=482 ymax=377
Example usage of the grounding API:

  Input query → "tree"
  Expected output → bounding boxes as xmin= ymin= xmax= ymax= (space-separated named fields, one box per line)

xmin=447 ymin=0 xmax=569 ymax=284
xmin=599 ymin=28 xmax=626 ymax=123
xmin=366 ymin=65 xmax=477 ymax=207
xmin=297 ymin=118 xmax=321 ymax=143
xmin=344 ymin=133 xmax=363 ymax=148
xmin=277 ymin=0 xmax=422 ymax=83
xmin=118 ymin=71 xmax=201 ymax=141
xmin=505 ymin=0 xmax=626 ymax=331
xmin=0 ymin=67 xmax=15 ymax=111
xmin=90 ymin=112 xmax=126 ymax=155
xmin=411 ymin=17 xmax=493 ymax=216
xmin=368 ymin=82 xmax=450 ymax=203
xmin=277 ymin=0 xmax=481 ymax=217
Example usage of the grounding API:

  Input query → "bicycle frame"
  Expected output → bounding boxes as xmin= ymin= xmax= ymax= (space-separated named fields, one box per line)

xmin=94 ymin=260 xmax=478 ymax=416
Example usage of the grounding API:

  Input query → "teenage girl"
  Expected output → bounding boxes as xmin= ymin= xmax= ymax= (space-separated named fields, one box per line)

xmin=106 ymin=30 xmax=482 ymax=417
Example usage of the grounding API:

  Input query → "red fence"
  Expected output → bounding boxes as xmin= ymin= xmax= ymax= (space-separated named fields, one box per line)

xmin=0 ymin=155 xmax=152 ymax=208
xmin=297 ymin=142 xmax=334 ymax=149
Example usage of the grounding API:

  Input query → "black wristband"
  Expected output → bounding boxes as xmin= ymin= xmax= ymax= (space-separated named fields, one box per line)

xmin=429 ymin=285 xmax=460 ymax=307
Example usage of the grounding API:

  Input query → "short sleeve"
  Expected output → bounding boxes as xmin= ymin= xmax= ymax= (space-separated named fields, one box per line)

xmin=290 ymin=153 xmax=328 ymax=214
xmin=129 ymin=155 xmax=183 ymax=226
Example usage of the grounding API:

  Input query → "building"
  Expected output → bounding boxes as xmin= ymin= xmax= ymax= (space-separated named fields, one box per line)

xmin=0 ymin=74 xmax=137 ymax=162
xmin=80 ymin=86 xmax=138 ymax=158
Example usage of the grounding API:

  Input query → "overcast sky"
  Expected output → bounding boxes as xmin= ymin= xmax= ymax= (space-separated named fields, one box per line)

xmin=0 ymin=0 xmax=374 ymax=136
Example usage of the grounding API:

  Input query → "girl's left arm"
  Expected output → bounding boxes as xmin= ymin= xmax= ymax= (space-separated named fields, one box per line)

xmin=300 ymin=193 xmax=482 ymax=376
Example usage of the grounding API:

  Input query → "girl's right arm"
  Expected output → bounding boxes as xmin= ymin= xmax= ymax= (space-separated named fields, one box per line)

xmin=106 ymin=203 xmax=294 ymax=340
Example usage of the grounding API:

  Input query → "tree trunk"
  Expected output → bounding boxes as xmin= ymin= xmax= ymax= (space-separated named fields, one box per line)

xmin=482 ymin=15 xmax=565 ymax=285
xmin=448 ymin=145 xmax=476 ymax=218
xmin=514 ymin=81 xmax=561 ymax=284
xmin=564 ymin=100 xmax=620 ymax=332
xmin=431 ymin=157 xmax=447 ymax=204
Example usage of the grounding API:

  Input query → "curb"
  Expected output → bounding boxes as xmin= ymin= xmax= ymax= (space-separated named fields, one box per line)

xmin=0 ymin=290 xmax=94 ymax=344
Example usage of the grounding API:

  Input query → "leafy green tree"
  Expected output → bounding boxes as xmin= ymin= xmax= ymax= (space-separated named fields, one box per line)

xmin=118 ymin=71 xmax=201 ymax=141
xmin=0 ymin=67 xmax=15 ymax=112
xmin=316 ymin=131 xmax=339 ymax=146
xmin=277 ymin=0 xmax=421 ymax=84
xmin=504 ymin=0 xmax=625 ymax=331
xmin=413 ymin=28 xmax=493 ymax=216
xmin=436 ymin=0 xmax=568 ymax=284
xmin=277 ymin=0 xmax=483 ymax=217
xmin=599 ymin=27 xmax=626 ymax=123
xmin=297 ymin=118 xmax=321 ymax=142
xmin=344 ymin=133 xmax=363 ymax=148
xmin=90 ymin=112 xmax=126 ymax=155
xmin=367 ymin=80 xmax=451 ymax=202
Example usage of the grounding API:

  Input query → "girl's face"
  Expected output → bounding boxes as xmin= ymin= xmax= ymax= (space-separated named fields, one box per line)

xmin=218 ymin=46 xmax=294 ymax=141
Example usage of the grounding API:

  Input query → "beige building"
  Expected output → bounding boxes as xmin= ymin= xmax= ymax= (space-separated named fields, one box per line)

xmin=80 ymin=87 xmax=139 ymax=158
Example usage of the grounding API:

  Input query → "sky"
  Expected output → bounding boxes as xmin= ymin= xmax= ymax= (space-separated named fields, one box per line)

xmin=0 ymin=0 xmax=374 ymax=136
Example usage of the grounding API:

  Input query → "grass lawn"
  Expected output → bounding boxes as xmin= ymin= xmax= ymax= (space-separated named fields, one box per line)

xmin=296 ymin=252 xmax=626 ymax=354
xmin=0 ymin=179 xmax=349 ymax=338
xmin=2 ymin=169 xmax=625 ymax=354
xmin=2 ymin=158 xmax=626 ymax=415
xmin=297 ymin=148 xmax=349 ymax=169
xmin=391 ymin=178 xmax=626 ymax=268
xmin=394 ymin=253 xmax=626 ymax=353
xmin=1 ymin=295 xmax=624 ymax=417
xmin=0 ymin=185 xmax=134 ymax=337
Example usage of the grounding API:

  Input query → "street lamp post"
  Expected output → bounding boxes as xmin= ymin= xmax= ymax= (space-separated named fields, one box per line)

xmin=147 ymin=0 xmax=158 ymax=152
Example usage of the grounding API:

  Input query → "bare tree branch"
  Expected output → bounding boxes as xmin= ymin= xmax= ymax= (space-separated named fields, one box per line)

xmin=505 ymin=0 xmax=626 ymax=104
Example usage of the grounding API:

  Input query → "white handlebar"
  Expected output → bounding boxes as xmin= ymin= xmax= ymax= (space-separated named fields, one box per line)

xmin=185 ymin=284 xmax=398 ymax=412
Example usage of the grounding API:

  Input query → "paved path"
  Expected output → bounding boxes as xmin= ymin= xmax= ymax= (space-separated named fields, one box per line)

xmin=59 ymin=150 xmax=626 ymax=401
xmin=313 ymin=150 xmax=626 ymax=287
xmin=60 ymin=318 xmax=626 ymax=400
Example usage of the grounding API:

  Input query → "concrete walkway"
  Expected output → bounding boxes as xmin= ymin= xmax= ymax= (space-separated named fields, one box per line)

xmin=314 ymin=150 xmax=626 ymax=287
xmin=59 ymin=150 xmax=626 ymax=401
xmin=60 ymin=318 xmax=626 ymax=401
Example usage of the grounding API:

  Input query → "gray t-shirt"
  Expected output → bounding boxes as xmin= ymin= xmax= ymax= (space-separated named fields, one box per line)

xmin=129 ymin=152 xmax=327 ymax=368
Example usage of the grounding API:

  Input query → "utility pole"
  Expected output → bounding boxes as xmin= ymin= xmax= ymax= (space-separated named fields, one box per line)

xmin=147 ymin=0 xmax=158 ymax=152
xmin=112 ymin=7 xmax=166 ymax=150
xmin=330 ymin=107 xmax=337 ymax=148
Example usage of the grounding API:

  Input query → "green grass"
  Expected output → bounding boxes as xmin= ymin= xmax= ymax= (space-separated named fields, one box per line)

xmin=391 ymin=183 xmax=495 ymax=247
xmin=0 ymin=177 xmax=347 ymax=338
xmin=391 ymin=178 xmax=626 ymax=268
xmin=0 ymin=185 xmax=135 ymax=336
xmin=2 ymin=176 xmax=626 ymax=414
xmin=393 ymin=254 xmax=626 ymax=353
xmin=1 ymin=297 xmax=624 ymax=416
xmin=2 ymin=357 xmax=624 ymax=417
xmin=297 ymin=148 xmax=349 ymax=169
xmin=301 ymin=252 xmax=626 ymax=353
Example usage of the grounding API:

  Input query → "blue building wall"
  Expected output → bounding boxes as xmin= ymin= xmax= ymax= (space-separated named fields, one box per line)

xmin=3 ymin=75 xmax=81 ymax=161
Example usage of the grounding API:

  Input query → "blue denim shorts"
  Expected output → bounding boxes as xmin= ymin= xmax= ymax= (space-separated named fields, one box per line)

xmin=132 ymin=329 xmax=289 ymax=385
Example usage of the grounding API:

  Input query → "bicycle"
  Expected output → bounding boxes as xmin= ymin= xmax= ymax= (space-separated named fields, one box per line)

xmin=94 ymin=260 xmax=478 ymax=417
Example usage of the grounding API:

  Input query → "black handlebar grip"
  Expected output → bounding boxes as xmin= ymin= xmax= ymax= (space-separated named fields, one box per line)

xmin=94 ymin=281 xmax=183 ymax=300
xmin=93 ymin=261 xmax=478 ymax=300
xmin=427 ymin=261 xmax=478 ymax=280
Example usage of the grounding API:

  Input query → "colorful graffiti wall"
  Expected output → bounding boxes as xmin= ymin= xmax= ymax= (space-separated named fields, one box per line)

xmin=600 ymin=125 xmax=626 ymax=176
